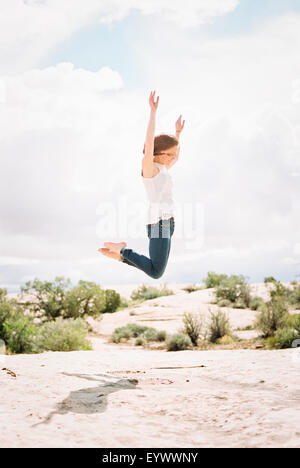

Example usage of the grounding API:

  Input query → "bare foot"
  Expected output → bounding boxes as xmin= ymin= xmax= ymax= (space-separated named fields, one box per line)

xmin=98 ymin=248 xmax=122 ymax=262
xmin=103 ymin=241 xmax=126 ymax=254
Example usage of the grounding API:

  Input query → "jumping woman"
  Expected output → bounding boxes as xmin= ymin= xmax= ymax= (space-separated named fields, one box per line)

xmin=98 ymin=90 xmax=185 ymax=279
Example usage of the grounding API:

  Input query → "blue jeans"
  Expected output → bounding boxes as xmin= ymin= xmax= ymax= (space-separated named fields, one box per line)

xmin=120 ymin=217 xmax=175 ymax=279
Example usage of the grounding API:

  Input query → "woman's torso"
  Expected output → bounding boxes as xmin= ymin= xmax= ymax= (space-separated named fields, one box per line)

xmin=141 ymin=162 xmax=175 ymax=225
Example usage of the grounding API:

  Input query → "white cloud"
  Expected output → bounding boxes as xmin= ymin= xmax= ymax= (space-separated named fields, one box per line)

xmin=0 ymin=0 xmax=239 ymax=73
xmin=0 ymin=63 xmax=123 ymax=138
xmin=133 ymin=0 xmax=239 ymax=28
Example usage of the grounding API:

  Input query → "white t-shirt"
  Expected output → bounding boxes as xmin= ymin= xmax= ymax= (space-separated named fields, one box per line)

xmin=141 ymin=162 xmax=175 ymax=225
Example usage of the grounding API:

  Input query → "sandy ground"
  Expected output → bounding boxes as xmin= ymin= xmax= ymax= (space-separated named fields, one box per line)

xmin=1 ymin=282 xmax=300 ymax=448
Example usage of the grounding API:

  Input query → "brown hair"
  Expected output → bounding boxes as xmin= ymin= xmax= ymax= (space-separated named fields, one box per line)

xmin=143 ymin=133 xmax=179 ymax=155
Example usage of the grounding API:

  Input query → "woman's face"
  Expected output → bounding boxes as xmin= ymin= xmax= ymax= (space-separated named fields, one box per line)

xmin=154 ymin=145 xmax=178 ymax=165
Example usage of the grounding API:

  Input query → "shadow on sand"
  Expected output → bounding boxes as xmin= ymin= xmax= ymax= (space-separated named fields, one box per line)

xmin=32 ymin=372 xmax=138 ymax=427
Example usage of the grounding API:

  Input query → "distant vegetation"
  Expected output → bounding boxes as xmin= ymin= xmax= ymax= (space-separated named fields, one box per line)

xmin=203 ymin=272 xmax=228 ymax=289
xmin=181 ymin=284 xmax=203 ymax=293
xmin=255 ymin=278 xmax=300 ymax=348
xmin=166 ymin=333 xmax=192 ymax=351
xmin=0 ymin=276 xmax=123 ymax=354
xmin=111 ymin=323 xmax=166 ymax=345
xmin=203 ymin=272 xmax=257 ymax=309
xmin=130 ymin=283 xmax=174 ymax=302
xmin=2 ymin=274 xmax=300 ymax=354
xmin=181 ymin=312 xmax=205 ymax=345
xmin=207 ymin=309 xmax=233 ymax=343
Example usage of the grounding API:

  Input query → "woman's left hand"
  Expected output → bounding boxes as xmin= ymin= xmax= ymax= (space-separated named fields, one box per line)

xmin=175 ymin=115 xmax=185 ymax=134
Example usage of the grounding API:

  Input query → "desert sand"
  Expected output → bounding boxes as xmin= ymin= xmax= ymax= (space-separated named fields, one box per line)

xmin=1 ymin=282 xmax=299 ymax=448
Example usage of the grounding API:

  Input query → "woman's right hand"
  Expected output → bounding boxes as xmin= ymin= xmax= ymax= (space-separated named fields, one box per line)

xmin=149 ymin=90 xmax=159 ymax=112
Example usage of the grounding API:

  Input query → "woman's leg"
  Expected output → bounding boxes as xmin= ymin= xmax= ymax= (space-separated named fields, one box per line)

xmin=120 ymin=238 xmax=171 ymax=279
xmin=120 ymin=217 xmax=174 ymax=279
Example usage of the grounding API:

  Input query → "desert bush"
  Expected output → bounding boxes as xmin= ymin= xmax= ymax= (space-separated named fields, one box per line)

xmin=3 ymin=313 xmax=38 ymax=354
xmin=103 ymin=289 xmax=121 ymax=313
xmin=142 ymin=328 xmax=166 ymax=342
xmin=215 ymin=274 xmax=251 ymax=307
xmin=111 ymin=326 xmax=133 ymax=343
xmin=166 ymin=333 xmax=192 ymax=351
xmin=249 ymin=296 xmax=265 ymax=311
xmin=216 ymin=334 xmax=234 ymax=345
xmin=0 ymin=289 xmax=33 ymax=351
xmin=264 ymin=280 xmax=292 ymax=306
xmin=203 ymin=272 xmax=228 ymax=289
xmin=217 ymin=299 xmax=232 ymax=307
xmin=182 ymin=284 xmax=203 ymax=293
xmin=181 ymin=312 xmax=204 ymax=345
xmin=232 ymin=299 xmax=247 ymax=309
xmin=286 ymin=314 xmax=300 ymax=333
xmin=208 ymin=309 xmax=232 ymax=343
xmin=135 ymin=337 xmax=145 ymax=346
xmin=0 ymin=290 xmax=15 ymax=337
xmin=34 ymin=317 xmax=92 ymax=352
xmin=264 ymin=276 xmax=277 ymax=283
xmin=21 ymin=277 xmax=108 ymax=321
xmin=111 ymin=323 xmax=165 ymax=343
xmin=119 ymin=297 xmax=129 ymax=309
xmin=255 ymin=297 xmax=289 ymax=338
xmin=130 ymin=283 xmax=174 ymax=301
xmin=63 ymin=280 xmax=107 ymax=319
xmin=267 ymin=327 xmax=299 ymax=349
xmin=288 ymin=286 xmax=300 ymax=309
xmin=155 ymin=330 xmax=167 ymax=342
xmin=21 ymin=276 xmax=71 ymax=321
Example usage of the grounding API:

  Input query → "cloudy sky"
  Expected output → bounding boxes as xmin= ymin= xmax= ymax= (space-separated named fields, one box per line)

xmin=1 ymin=0 xmax=300 ymax=292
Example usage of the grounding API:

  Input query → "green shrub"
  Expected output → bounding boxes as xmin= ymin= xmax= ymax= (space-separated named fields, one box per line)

xmin=0 ymin=288 xmax=27 ymax=340
xmin=142 ymin=328 xmax=166 ymax=342
xmin=21 ymin=277 xmax=107 ymax=321
xmin=267 ymin=327 xmax=300 ymax=349
xmin=166 ymin=333 xmax=192 ymax=351
xmin=232 ymin=299 xmax=247 ymax=309
xmin=182 ymin=284 xmax=203 ymax=293
xmin=64 ymin=280 xmax=107 ymax=318
xmin=111 ymin=327 xmax=133 ymax=343
xmin=208 ymin=309 xmax=232 ymax=343
xmin=249 ymin=296 xmax=265 ymax=311
xmin=125 ymin=324 xmax=149 ymax=337
xmin=216 ymin=334 xmax=234 ymax=345
xmin=135 ymin=337 xmax=145 ymax=346
xmin=0 ymin=288 xmax=7 ymax=301
xmin=21 ymin=277 xmax=71 ymax=321
xmin=34 ymin=317 xmax=92 ymax=352
xmin=111 ymin=323 xmax=165 ymax=343
xmin=288 ymin=286 xmax=300 ymax=309
xmin=0 ymin=294 xmax=14 ymax=338
xmin=155 ymin=330 xmax=167 ymax=342
xmin=269 ymin=281 xmax=290 ymax=300
xmin=264 ymin=276 xmax=277 ymax=283
xmin=182 ymin=312 xmax=204 ymax=345
xmin=130 ymin=283 xmax=174 ymax=301
xmin=119 ymin=297 xmax=129 ymax=309
xmin=103 ymin=289 xmax=121 ymax=313
xmin=255 ymin=298 xmax=289 ymax=337
xmin=286 ymin=314 xmax=300 ymax=333
xmin=203 ymin=272 xmax=228 ymax=289
xmin=217 ymin=299 xmax=232 ymax=307
xmin=215 ymin=275 xmax=251 ymax=307
xmin=3 ymin=313 xmax=38 ymax=354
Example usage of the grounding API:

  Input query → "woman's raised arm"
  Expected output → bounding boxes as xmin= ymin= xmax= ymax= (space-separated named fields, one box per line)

xmin=142 ymin=91 xmax=159 ymax=177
